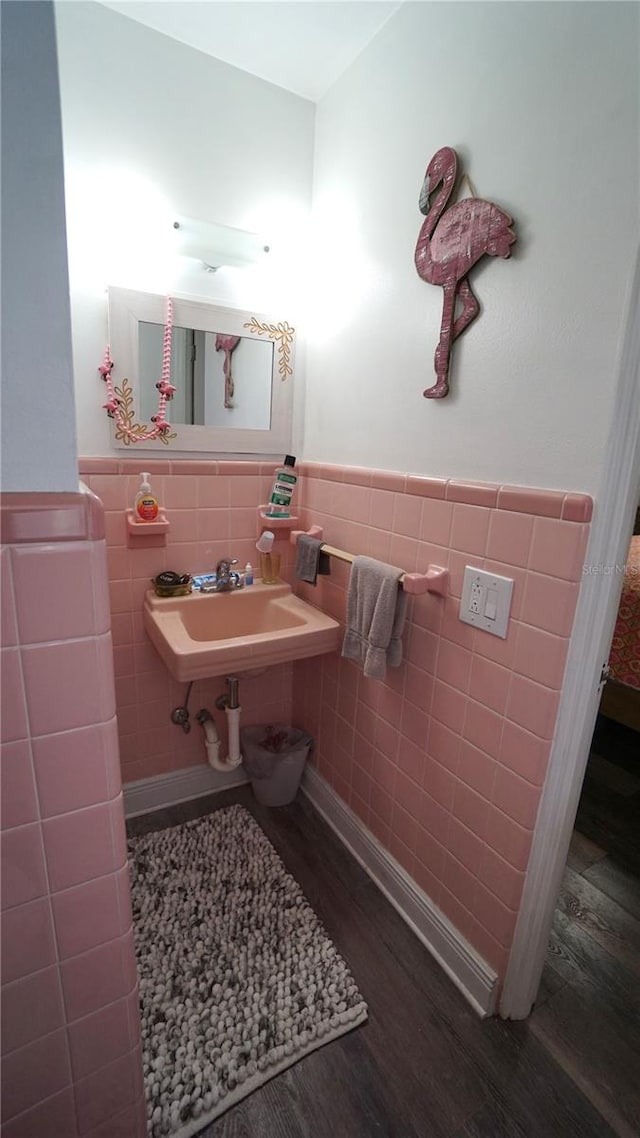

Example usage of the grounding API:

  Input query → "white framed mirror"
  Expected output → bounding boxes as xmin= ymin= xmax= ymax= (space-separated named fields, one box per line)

xmin=106 ymin=287 xmax=296 ymax=453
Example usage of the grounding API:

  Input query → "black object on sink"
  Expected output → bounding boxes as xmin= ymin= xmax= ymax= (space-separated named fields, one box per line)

xmin=152 ymin=571 xmax=192 ymax=597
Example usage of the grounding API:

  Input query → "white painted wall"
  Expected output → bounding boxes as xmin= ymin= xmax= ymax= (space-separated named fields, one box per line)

xmin=305 ymin=1 xmax=639 ymax=495
xmin=54 ymin=1 xmax=315 ymax=456
xmin=1 ymin=1 xmax=79 ymax=492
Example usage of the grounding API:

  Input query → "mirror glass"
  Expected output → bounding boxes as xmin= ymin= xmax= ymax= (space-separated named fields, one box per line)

xmin=107 ymin=287 xmax=295 ymax=454
xmin=138 ymin=322 xmax=274 ymax=430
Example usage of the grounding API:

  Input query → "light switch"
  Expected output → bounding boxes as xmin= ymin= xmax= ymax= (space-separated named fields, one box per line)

xmin=459 ymin=567 xmax=514 ymax=638
xmin=484 ymin=589 xmax=498 ymax=621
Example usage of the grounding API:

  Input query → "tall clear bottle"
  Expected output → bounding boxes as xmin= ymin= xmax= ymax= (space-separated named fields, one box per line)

xmin=265 ymin=455 xmax=297 ymax=518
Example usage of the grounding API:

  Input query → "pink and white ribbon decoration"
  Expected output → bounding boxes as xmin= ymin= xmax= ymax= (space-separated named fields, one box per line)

xmin=99 ymin=296 xmax=175 ymax=441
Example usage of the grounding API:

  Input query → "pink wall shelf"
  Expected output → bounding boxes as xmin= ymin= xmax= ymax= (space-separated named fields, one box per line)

xmin=126 ymin=509 xmax=169 ymax=546
xmin=258 ymin=506 xmax=300 ymax=529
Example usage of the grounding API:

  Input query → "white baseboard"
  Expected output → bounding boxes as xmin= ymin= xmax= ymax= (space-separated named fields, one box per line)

xmin=301 ymin=766 xmax=498 ymax=1017
xmin=123 ymin=764 xmax=248 ymax=818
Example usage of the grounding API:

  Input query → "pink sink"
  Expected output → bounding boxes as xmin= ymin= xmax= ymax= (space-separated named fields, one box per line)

xmin=143 ymin=580 xmax=342 ymax=681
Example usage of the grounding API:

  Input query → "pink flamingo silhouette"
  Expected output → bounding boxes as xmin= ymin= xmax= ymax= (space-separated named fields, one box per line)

xmin=414 ymin=147 xmax=516 ymax=398
xmin=215 ymin=334 xmax=241 ymax=408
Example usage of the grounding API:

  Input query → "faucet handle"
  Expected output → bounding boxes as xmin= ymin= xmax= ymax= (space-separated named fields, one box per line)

xmin=216 ymin=557 xmax=238 ymax=576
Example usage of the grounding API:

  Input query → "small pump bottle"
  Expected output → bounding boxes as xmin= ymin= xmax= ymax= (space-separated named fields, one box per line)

xmin=244 ymin=562 xmax=254 ymax=586
xmin=134 ymin=472 xmax=159 ymax=522
xmin=265 ymin=455 xmax=297 ymax=518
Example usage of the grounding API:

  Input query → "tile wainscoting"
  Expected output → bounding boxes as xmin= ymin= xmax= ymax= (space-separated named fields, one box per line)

xmin=0 ymin=488 xmax=145 ymax=1138
xmin=291 ymin=462 xmax=591 ymax=982
xmin=78 ymin=460 xmax=296 ymax=785
xmin=80 ymin=457 xmax=591 ymax=987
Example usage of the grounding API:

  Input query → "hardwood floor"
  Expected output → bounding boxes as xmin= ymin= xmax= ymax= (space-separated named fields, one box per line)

xmin=127 ymin=742 xmax=638 ymax=1138
xmin=530 ymin=715 xmax=640 ymax=1138
xmin=574 ymin=715 xmax=640 ymax=876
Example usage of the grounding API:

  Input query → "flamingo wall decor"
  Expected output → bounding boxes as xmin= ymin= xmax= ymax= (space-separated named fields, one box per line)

xmin=215 ymin=333 xmax=241 ymax=408
xmin=414 ymin=147 xmax=516 ymax=399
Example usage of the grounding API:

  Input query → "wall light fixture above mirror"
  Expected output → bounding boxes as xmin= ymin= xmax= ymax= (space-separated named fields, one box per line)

xmin=172 ymin=215 xmax=270 ymax=272
xmin=105 ymin=287 xmax=296 ymax=454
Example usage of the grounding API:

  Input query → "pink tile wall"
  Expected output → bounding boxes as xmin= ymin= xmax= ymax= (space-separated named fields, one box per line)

xmin=291 ymin=463 xmax=591 ymax=981
xmin=76 ymin=457 xmax=591 ymax=987
xmin=78 ymin=461 xmax=295 ymax=784
xmin=1 ymin=492 xmax=145 ymax=1138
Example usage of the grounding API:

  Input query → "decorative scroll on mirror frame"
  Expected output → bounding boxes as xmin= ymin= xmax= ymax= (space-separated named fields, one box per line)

xmin=106 ymin=287 xmax=296 ymax=454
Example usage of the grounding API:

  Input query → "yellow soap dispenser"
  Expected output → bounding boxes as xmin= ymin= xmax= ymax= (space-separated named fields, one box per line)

xmin=134 ymin=472 xmax=159 ymax=522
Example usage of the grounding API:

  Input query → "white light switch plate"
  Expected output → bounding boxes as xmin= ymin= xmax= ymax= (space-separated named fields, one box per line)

xmin=459 ymin=566 xmax=514 ymax=638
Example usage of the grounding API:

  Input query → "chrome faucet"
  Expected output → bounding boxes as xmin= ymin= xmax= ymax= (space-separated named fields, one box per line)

xmin=212 ymin=557 xmax=244 ymax=592
xmin=197 ymin=557 xmax=245 ymax=593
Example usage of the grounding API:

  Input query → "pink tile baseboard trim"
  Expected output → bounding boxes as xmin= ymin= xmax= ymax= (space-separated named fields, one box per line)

xmin=407 ymin=477 xmax=449 ymax=499
xmin=78 ymin=459 xmax=121 ymax=475
xmin=561 ymin=493 xmax=593 ymax=522
xmin=77 ymin=458 xmax=593 ymax=522
xmin=167 ymin=461 xmax=219 ymax=475
xmin=292 ymin=463 xmax=593 ymax=522
xmin=447 ymin=482 xmax=499 ymax=508
xmin=1 ymin=490 xmax=104 ymax=544
xmin=117 ymin=460 xmax=173 ymax=474
xmin=497 ymin=486 xmax=565 ymax=518
xmin=338 ymin=466 xmax=373 ymax=487
xmin=319 ymin=464 xmax=345 ymax=482
xmin=371 ymin=470 xmax=408 ymax=493
xmin=217 ymin=460 xmax=264 ymax=475
xmin=78 ymin=458 xmax=271 ymax=478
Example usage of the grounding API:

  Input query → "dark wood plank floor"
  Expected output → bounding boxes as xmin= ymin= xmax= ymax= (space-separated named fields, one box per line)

xmin=573 ymin=715 xmax=640 ymax=877
xmin=530 ymin=715 xmax=640 ymax=1138
xmin=127 ymin=736 xmax=638 ymax=1138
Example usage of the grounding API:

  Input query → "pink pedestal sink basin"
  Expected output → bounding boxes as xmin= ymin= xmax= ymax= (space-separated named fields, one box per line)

xmin=143 ymin=580 xmax=342 ymax=681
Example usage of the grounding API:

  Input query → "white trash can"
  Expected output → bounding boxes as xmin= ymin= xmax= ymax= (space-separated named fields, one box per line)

xmin=240 ymin=725 xmax=313 ymax=806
